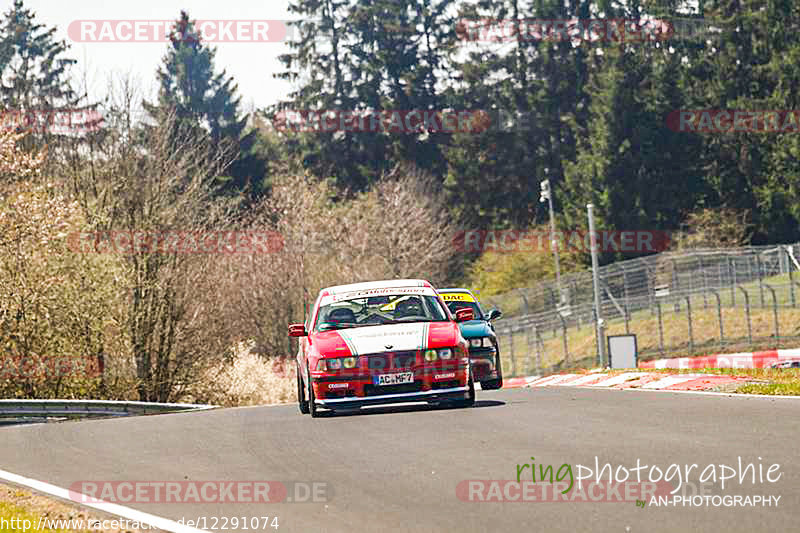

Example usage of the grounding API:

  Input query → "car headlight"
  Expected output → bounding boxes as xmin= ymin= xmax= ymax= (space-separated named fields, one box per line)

xmin=327 ymin=358 xmax=342 ymax=370
xmin=438 ymin=348 xmax=453 ymax=359
xmin=316 ymin=359 xmax=327 ymax=371
xmin=469 ymin=338 xmax=483 ymax=348
xmin=342 ymin=357 xmax=357 ymax=368
xmin=424 ymin=349 xmax=438 ymax=362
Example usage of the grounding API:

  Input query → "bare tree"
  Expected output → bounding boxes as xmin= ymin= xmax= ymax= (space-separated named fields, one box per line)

xmin=73 ymin=112 xmax=241 ymax=402
xmin=219 ymin=165 xmax=459 ymax=361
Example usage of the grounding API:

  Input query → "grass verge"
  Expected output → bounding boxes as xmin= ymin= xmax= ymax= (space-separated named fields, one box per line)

xmin=0 ymin=483 xmax=148 ymax=533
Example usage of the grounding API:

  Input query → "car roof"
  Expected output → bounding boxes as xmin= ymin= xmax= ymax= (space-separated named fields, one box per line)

xmin=321 ymin=279 xmax=433 ymax=296
xmin=438 ymin=288 xmax=476 ymax=296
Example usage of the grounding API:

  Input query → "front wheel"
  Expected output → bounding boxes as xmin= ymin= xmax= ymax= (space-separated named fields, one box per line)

xmin=307 ymin=364 xmax=321 ymax=418
xmin=297 ymin=364 xmax=309 ymax=414
xmin=480 ymin=349 xmax=504 ymax=390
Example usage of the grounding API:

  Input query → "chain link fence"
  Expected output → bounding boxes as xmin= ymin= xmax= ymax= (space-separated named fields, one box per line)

xmin=485 ymin=244 xmax=800 ymax=377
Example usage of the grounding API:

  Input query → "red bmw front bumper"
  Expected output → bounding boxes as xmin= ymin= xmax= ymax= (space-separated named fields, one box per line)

xmin=310 ymin=354 xmax=470 ymax=408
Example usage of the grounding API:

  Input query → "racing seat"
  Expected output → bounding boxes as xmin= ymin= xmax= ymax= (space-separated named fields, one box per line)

xmin=328 ymin=307 xmax=357 ymax=325
xmin=394 ymin=297 xmax=423 ymax=319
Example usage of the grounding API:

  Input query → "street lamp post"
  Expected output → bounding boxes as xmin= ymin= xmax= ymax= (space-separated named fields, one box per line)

xmin=540 ymin=172 xmax=564 ymax=306
xmin=587 ymin=203 xmax=605 ymax=367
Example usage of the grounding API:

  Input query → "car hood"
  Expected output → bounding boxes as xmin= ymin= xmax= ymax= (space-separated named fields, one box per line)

xmin=457 ymin=320 xmax=493 ymax=339
xmin=310 ymin=322 xmax=460 ymax=356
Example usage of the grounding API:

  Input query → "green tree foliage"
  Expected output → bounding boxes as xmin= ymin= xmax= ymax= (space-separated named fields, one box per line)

xmin=143 ymin=11 xmax=266 ymax=199
xmin=0 ymin=1 xmax=76 ymax=109
xmin=0 ymin=0 xmax=96 ymax=151
xmin=274 ymin=0 xmax=458 ymax=191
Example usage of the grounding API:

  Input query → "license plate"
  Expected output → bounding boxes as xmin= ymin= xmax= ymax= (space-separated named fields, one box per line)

xmin=374 ymin=372 xmax=414 ymax=386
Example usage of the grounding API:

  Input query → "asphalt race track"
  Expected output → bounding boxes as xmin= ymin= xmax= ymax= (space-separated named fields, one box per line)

xmin=1 ymin=387 xmax=797 ymax=533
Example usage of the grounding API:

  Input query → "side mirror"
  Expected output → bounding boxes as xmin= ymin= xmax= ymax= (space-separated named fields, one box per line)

xmin=455 ymin=308 xmax=474 ymax=322
xmin=288 ymin=324 xmax=308 ymax=337
xmin=487 ymin=309 xmax=502 ymax=321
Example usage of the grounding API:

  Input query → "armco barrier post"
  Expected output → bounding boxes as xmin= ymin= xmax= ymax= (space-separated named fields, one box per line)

xmin=737 ymin=285 xmax=752 ymax=344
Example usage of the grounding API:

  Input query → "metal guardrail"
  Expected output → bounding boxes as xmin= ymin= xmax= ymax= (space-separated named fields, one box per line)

xmin=0 ymin=399 xmax=217 ymax=424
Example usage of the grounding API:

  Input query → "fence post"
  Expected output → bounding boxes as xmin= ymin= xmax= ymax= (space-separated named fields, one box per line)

xmin=756 ymin=254 xmax=765 ymax=307
xmin=793 ymin=282 xmax=800 ymax=309
xmin=709 ymin=289 xmax=724 ymax=350
xmin=685 ymin=296 xmax=694 ymax=355
xmin=730 ymin=256 xmax=737 ymax=304
xmin=764 ymin=284 xmax=779 ymax=346
xmin=518 ymin=289 xmax=530 ymax=315
xmin=672 ymin=258 xmax=679 ymax=295
xmin=656 ymin=300 xmax=664 ymax=355
xmin=622 ymin=262 xmax=630 ymax=307
xmin=789 ymin=257 xmax=796 ymax=307
xmin=700 ymin=256 xmax=708 ymax=308
xmin=509 ymin=328 xmax=517 ymax=376
xmin=737 ymin=285 xmax=752 ymax=344
xmin=559 ymin=313 xmax=569 ymax=367
xmin=533 ymin=325 xmax=543 ymax=375
xmin=524 ymin=327 xmax=533 ymax=375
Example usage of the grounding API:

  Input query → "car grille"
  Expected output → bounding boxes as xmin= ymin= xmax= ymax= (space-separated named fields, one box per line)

xmin=364 ymin=382 xmax=424 ymax=396
xmin=362 ymin=351 xmax=418 ymax=371
xmin=431 ymin=379 xmax=461 ymax=390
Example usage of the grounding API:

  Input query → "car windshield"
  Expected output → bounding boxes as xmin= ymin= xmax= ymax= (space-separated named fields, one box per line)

xmin=315 ymin=294 xmax=449 ymax=331
xmin=444 ymin=300 xmax=484 ymax=320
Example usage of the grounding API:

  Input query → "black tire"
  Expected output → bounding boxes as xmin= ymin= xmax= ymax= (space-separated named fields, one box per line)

xmin=297 ymin=364 xmax=309 ymax=414
xmin=480 ymin=349 xmax=504 ymax=390
xmin=453 ymin=367 xmax=476 ymax=408
xmin=307 ymin=364 xmax=321 ymax=418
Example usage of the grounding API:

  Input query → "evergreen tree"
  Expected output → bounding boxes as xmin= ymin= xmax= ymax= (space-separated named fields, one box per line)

xmin=143 ymin=11 xmax=265 ymax=198
xmin=0 ymin=0 xmax=89 ymax=147
xmin=560 ymin=30 xmax=702 ymax=261
xmin=274 ymin=0 xmax=458 ymax=191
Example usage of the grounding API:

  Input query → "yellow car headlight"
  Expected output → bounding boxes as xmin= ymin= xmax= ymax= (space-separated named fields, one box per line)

xmin=424 ymin=349 xmax=438 ymax=362
xmin=343 ymin=357 xmax=357 ymax=368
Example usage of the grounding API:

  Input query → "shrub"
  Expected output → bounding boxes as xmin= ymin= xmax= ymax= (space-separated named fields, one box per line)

xmin=191 ymin=340 xmax=295 ymax=407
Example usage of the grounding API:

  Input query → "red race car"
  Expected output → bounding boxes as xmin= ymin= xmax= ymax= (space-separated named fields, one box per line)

xmin=289 ymin=279 xmax=476 ymax=417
